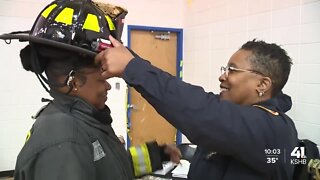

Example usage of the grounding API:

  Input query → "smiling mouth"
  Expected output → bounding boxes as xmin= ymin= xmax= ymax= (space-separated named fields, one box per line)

xmin=220 ymin=88 xmax=229 ymax=92
xmin=220 ymin=85 xmax=229 ymax=93
xmin=102 ymin=93 xmax=108 ymax=101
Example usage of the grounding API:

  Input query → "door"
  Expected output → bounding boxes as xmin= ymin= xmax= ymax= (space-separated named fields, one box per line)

xmin=128 ymin=29 xmax=178 ymax=146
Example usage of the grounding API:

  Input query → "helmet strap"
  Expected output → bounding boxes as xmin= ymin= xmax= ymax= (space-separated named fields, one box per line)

xmin=30 ymin=44 xmax=75 ymax=94
xmin=30 ymin=44 xmax=50 ymax=93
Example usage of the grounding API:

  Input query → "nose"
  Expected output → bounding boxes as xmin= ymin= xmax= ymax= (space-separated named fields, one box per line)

xmin=219 ymin=72 xmax=227 ymax=82
xmin=105 ymin=80 xmax=111 ymax=90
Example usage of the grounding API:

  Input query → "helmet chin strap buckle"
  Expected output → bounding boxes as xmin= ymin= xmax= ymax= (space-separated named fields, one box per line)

xmin=91 ymin=38 xmax=113 ymax=52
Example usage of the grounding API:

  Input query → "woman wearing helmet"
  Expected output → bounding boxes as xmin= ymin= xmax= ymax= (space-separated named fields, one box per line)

xmin=0 ymin=0 xmax=180 ymax=179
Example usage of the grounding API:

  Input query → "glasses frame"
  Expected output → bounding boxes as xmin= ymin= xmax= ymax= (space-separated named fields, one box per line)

xmin=220 ymin=66 xmax=266 ymax=77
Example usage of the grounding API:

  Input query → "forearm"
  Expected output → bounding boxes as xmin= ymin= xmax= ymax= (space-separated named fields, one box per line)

xmin=124 ymin=58 xmax=231 ymax=148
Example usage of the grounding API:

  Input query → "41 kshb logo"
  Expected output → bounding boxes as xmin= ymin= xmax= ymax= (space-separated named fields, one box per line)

xmin=290 ymin=147 xmax=307 ymax=165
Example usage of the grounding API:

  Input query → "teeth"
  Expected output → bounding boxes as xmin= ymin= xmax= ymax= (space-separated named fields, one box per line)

xmin=220 ymin=88 xmax=228 ymax=92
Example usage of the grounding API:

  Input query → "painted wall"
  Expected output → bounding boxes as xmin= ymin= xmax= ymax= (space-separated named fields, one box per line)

xmin=1 ymin=0 xmax=319 ymax=172
xmin=182 ymin=0 xmax=320 ymax=146
xmin=0 ymin=0 xmax=183 ymax=171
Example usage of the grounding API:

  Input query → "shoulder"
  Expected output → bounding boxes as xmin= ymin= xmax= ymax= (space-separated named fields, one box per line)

xmin=17 ymin=104 xmax=92 ymax=163
xmin=34 ymin=103 xmax=80 ymax=139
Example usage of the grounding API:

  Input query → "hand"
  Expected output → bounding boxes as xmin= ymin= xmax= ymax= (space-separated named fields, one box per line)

xmin=95 ymin=35 xmax=134 ymax=79
xmin=164 ymin=144 xmax=182 ymax=164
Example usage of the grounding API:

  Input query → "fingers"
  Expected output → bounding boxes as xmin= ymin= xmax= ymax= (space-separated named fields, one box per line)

xmin=171 ymin=153 xmax=182 ymax=164
xmin=101 ymin=69 xmax=112 ymax=79
xmin=109 ymin=35 xmax=122 ymax=47
xmin=95 ymin=50 xmax=105 ymax=65
xmin=94 ymin=36 xmax=133 ymax=79
xmin=95 ymin=51 xmax=110 ymax=79
xmin=171 ymin=157 xmax=180 ymax=164
xmin=164 ymin=144 xmax=182 ymax=164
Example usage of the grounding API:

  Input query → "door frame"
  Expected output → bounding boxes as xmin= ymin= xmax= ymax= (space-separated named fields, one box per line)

xmin=126 ymin=25 xmax=183 ymax=148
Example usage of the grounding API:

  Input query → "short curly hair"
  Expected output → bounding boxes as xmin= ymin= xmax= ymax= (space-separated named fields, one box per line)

xmin=240 ymin=40 xmax=292 ymax=96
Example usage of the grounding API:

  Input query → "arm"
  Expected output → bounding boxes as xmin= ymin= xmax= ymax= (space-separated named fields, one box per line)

xmin=95 ymin=36 xmax=273 ymax=171
xmin=125 ymin=58 xmax=263 ymax=151
xmin=128 ymin=141 xmax=181 ymax=177
xmin=123 ymin=58 xmax=274 ymax=171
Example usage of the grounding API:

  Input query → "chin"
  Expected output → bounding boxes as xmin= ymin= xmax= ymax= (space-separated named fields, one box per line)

xmin=96 ymin=106 xmax=104 ymax=110
xmin=95 ymin=102 xmax=106 ymax=110
xmin=219 ymin=92 xmax=227 ymax=100
xmin=219 ymin=94 xmax=233 ymax=103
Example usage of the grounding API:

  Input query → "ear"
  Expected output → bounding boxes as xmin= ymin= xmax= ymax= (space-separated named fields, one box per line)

xmin=256 ymin=76 xmax=272 ymax=95
xmin=73 ymin=77 xmax=83 ymax=90
xmin=67 ymin=76 xmax=81 ymax=94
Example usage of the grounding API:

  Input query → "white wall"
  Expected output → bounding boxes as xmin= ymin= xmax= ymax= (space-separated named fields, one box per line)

xmin=1 ymin=0 xmax=320 ymax=172
xmin=0 ymin=0 xmax=183 ymax=171
xmin=182 ymin=0 xmax=320 ymax=145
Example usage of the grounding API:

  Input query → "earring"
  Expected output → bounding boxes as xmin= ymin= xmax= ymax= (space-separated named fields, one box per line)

xmin=258 ymin=91 xmax=264 ymax=97
xmin=74 ymin=88 xmax=78 ymax=91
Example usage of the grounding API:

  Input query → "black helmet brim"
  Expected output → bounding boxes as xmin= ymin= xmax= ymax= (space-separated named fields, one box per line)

xmin=0 ymin=32 xmax=97 ymax=58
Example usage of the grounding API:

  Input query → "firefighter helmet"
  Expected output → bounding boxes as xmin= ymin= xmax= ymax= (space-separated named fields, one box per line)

xmin=0 ymin=0 xmax=127 ymax=92
xmin=0 ymin=0 xmax=127 ymax=57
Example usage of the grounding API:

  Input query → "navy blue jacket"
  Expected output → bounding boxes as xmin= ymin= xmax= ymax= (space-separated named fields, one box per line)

xmin=123 ymin=58 xmax=298 ymax=180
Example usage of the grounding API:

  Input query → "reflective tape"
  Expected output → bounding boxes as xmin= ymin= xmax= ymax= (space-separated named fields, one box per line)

xmin=83 ymin=13 xmax=100 ymax=32
xmin=25 ymin=130 xmax=31 ymax=143
xmin=129 ymin=143 xmax=152 ymax=176
xmin=55 ymin=7 xmax=74 ymax=25
xmin=129 ymin=146 xmax=140 ymax=176
xmin=105 ymin=15 xmax=116 ymax=31
xmin=41 ymin=4 xmax=57 ymax=18
xmin=141 ymin=144 xmax=152 ymax=173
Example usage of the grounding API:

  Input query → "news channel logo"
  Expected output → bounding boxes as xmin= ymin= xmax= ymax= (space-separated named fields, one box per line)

xmin=264 ymin=146 xmax=307 ymax=165
xmin=290 ymin=146 xmax=307 ymax=165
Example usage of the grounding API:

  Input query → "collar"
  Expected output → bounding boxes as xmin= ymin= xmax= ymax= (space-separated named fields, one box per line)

xmin=253 ymin=92 xmax=292 ymax=115
xmin=49 ymin=90 xmax=112 ymax=125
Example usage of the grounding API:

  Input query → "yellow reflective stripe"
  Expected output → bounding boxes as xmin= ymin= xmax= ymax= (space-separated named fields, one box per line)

xmin=55 ymin=7 xmax=74 ymax=25
xmin=41 ymin=4 xmax=57 ymax=18
xmin=83 ymin=14 xmax=100 ymax=32
xmin=129 ymin=144 xmax=152 ymax=176
xmin=135 ymin=146 xmax=147 ymax=175
xmin=129 ymin=146 xmax=140 ymax=176
xmin=141 ymin=143 xmax=152 ymax=173
xmin=105 ymin=15 xmax=116 ymax=30
xmin=180 ymin=60 xmax=183 ymax=67
xmin=25 ymin=130 xmax=31 ymax=143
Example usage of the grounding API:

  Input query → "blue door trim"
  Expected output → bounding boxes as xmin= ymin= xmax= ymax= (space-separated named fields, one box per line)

xmin=126 ymin=25 xmax=183 ymax=148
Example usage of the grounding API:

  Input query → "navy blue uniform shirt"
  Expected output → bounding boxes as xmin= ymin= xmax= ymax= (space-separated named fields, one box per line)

xmin=123 ymin=57 xmax=298 ymax=180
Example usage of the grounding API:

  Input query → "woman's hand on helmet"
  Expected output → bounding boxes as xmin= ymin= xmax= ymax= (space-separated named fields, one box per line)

xmin=95 ymin=35 xmax=134 ymax=79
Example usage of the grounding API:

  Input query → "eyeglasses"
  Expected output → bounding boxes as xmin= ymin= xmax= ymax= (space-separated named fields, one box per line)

xmin=220 ymin=66 xmax=265 ymax=78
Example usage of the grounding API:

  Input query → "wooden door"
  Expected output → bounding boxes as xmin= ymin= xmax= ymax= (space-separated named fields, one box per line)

xmin=129 ymin=30 xmax=177 ymax=146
